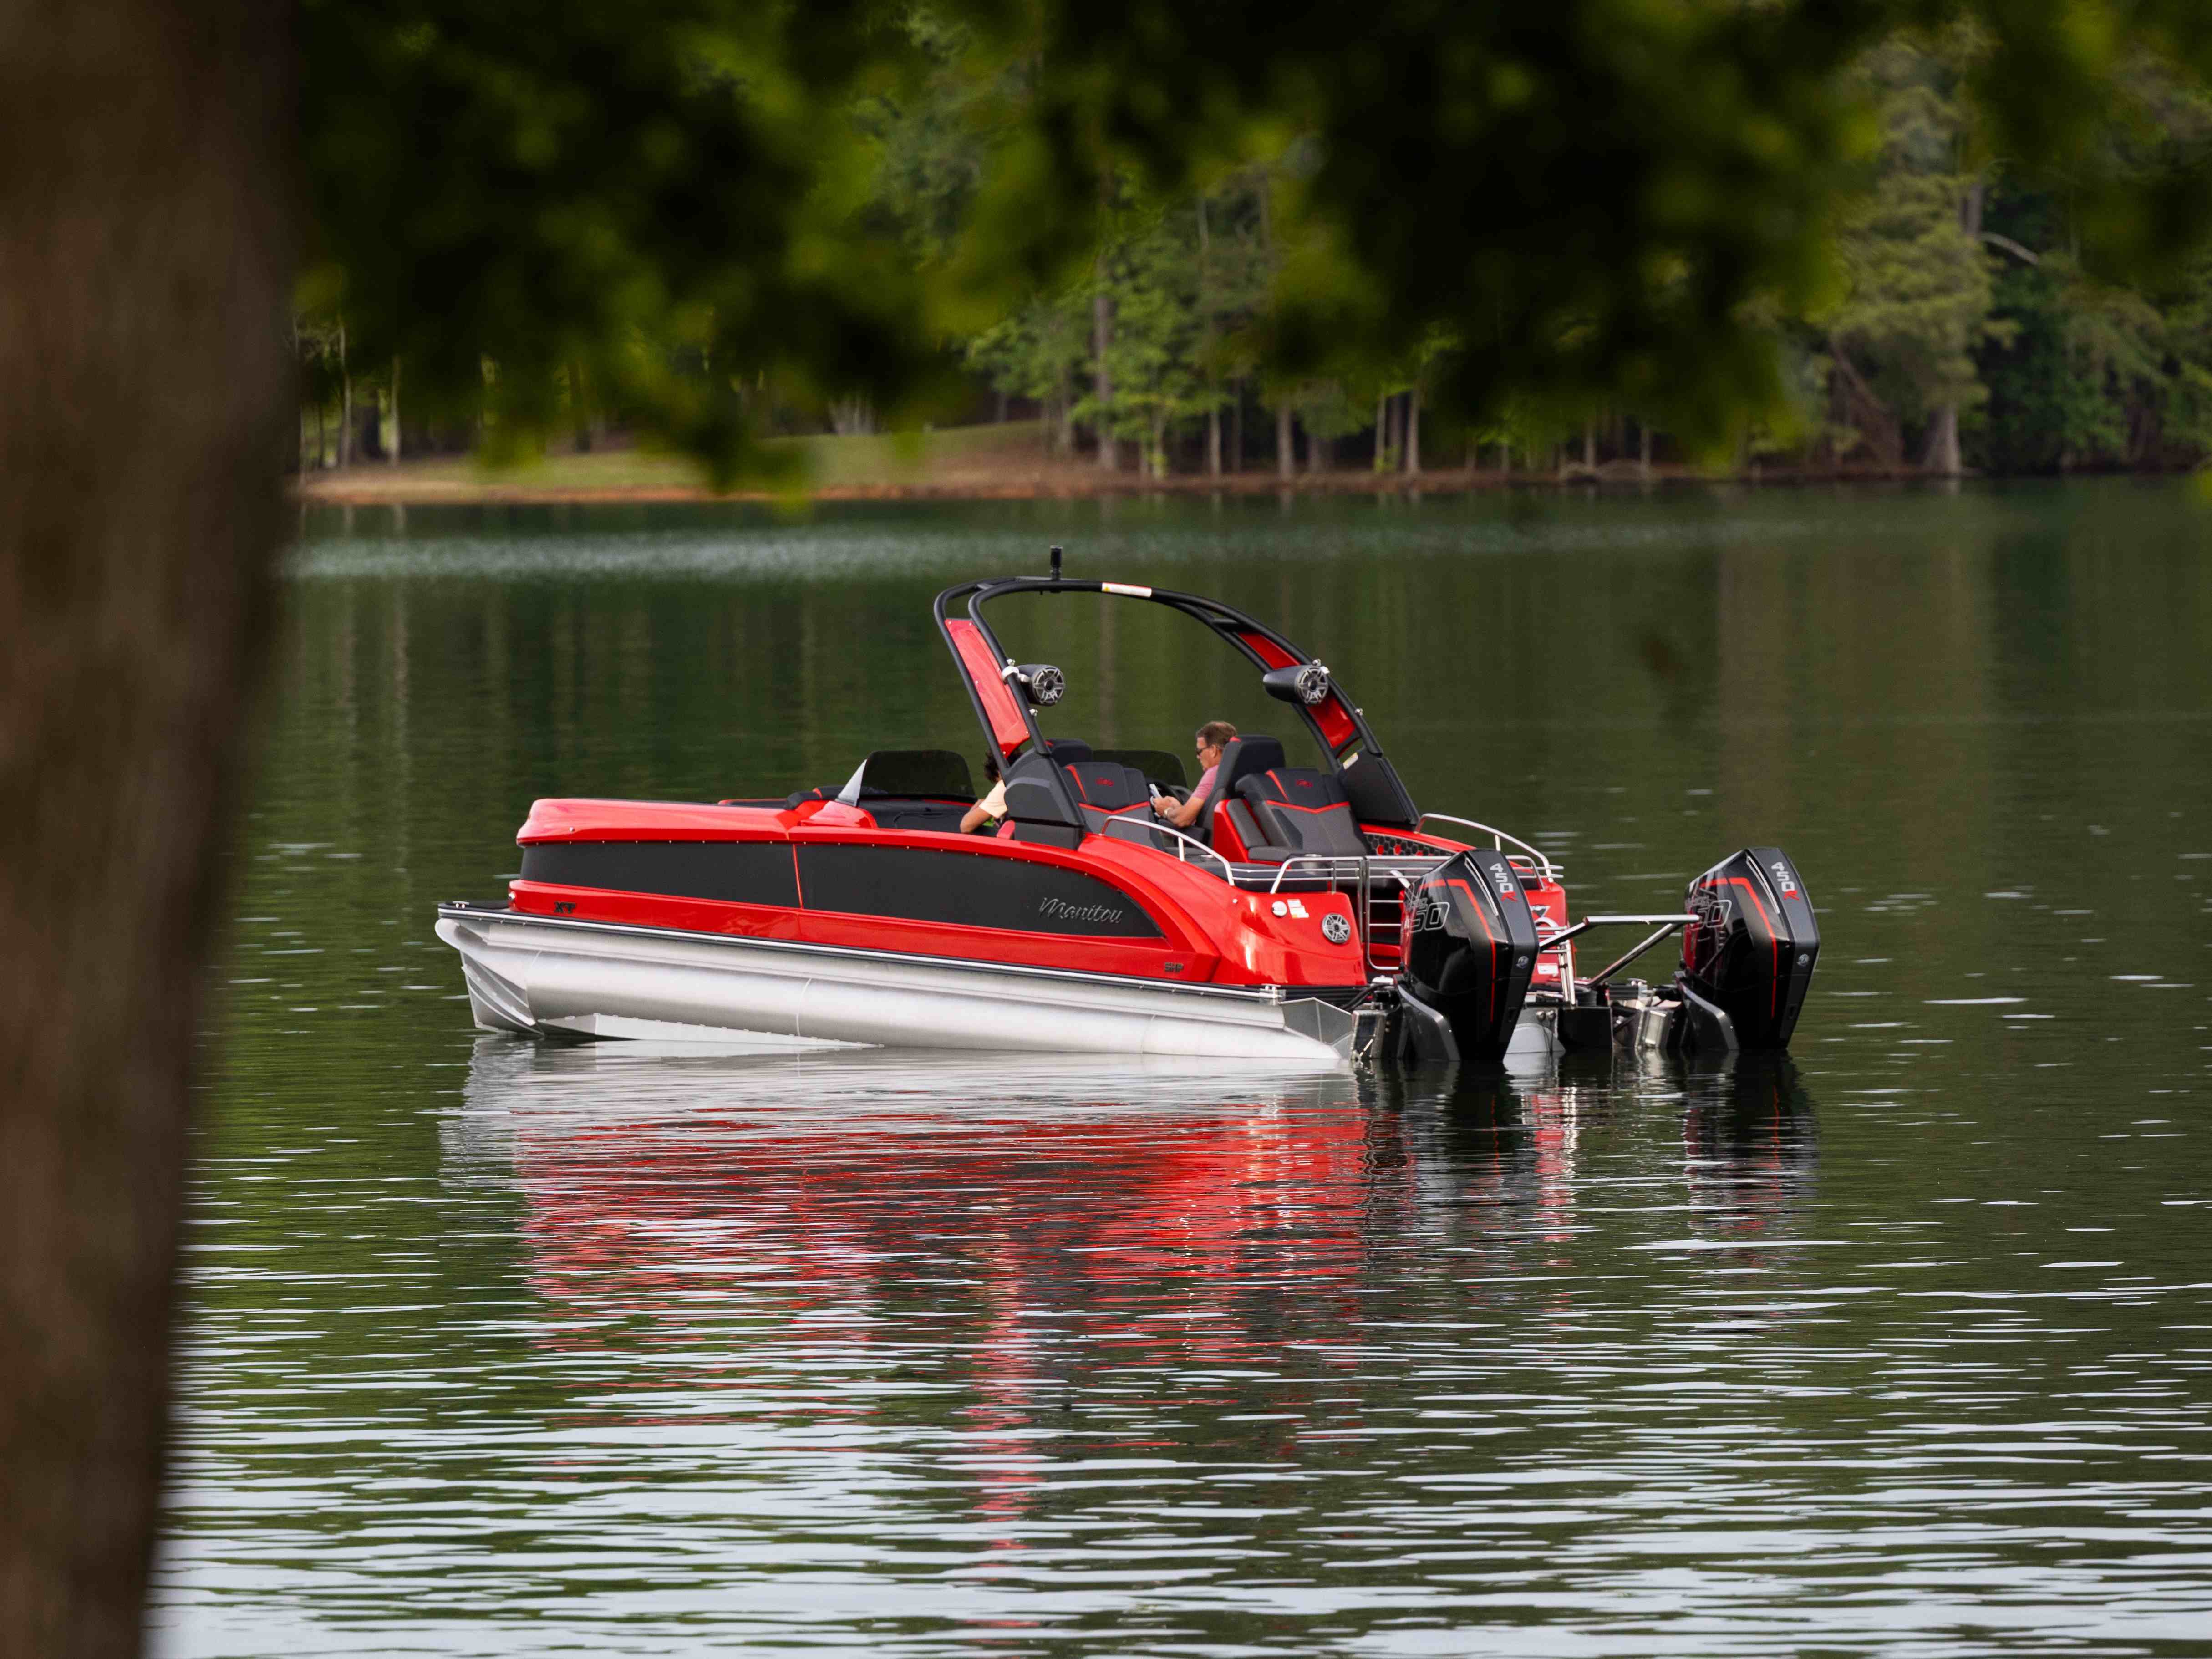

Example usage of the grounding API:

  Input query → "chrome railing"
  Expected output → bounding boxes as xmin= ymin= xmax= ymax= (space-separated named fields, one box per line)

xmin=1413 ymin=813 xmax=1559 ymax=880
xmin=1096 ymin=814 xmax=1237 ymax=883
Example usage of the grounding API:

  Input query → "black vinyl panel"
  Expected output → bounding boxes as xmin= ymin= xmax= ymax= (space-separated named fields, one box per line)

xmin=520 ymin=840 xmax=800 ymax=906
xmin=798 ymin=845 xmax=1161 ymax=938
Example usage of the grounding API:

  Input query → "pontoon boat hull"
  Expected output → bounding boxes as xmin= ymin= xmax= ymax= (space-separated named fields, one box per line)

xmin=437 ymin=905 xmax=1357 ymax=1063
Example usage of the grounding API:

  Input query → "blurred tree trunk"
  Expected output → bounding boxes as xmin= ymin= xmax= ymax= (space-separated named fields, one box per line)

xmin=336 ymin=320 xmax=352 ymax=468
xmin=1092 ymin=280 xmax=1115 ymax=471
xmin=0 ymin=5 xmax=290 ymax=1659
xmin=1197 ymin=195 xmax=1220 ymax=478
xmin=1922 ymin=181 xmax=1985 ymax=478
xmin=387 ymin=357 xmax=402 ymax=464
xmin=1228 ymin=383 xmax=1241 ymax=475
xmin=1405 ymin=386 xmax=1421 ymax=475
xmin=570 ymin=361 xmax=593 ymax=452
xmin=1276 ymin=403 xmax=1292 ymax=480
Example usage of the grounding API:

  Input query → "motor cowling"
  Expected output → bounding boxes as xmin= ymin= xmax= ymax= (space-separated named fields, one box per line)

xmin=1398 ymin=849 xmax=1541 ymax=1064
xmin=1680 ymin=848 xmax=1820 ymax=1050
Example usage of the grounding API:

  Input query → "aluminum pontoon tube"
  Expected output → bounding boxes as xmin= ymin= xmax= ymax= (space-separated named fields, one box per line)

xmin=436 ymin=906 xmax=1354 ymax=1063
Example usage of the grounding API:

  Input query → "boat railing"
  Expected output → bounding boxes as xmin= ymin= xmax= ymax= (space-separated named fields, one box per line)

xmin=1414 ymin=813 xmax=1559 ymax=881
xmin=1269 ymin=852 xmax=1367 ymax=895
xmin=1265 ymin=852 xmax=1423 ymax=978
xmin=1096 ymin=814 xmax=1237 ymax=883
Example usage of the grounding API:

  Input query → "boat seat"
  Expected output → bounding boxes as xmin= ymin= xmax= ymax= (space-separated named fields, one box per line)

xmin=1059 ymin=759 xmax=1179 ymax=846
xmin=1189 ymin=733 xmax=1285 ymax=847
xmin=1089 ymin=748 xmax=1187 ymax=792
xmin=1060 ymin=760 xmax=1151 ymax=812
xmin=1219 ymin=799 xmax=1298 ymax=864
xmin=864 ymin=799 xmax=972 ymax=832
xmin=1236 ymin=765 xmax=1371 ymax=858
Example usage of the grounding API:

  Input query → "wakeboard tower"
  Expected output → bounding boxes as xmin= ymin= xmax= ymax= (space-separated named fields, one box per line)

xmin=437 ymin=546 xmax=1818 ymax=1065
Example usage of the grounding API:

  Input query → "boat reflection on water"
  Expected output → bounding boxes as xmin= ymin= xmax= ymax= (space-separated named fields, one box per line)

xmin=1679 ymin=1052 xmax=1820 ymax=1242
xmin=445 ymin=1036 xmax=1819 ymax=1330
xmin=446 ymin=1037 xmax=1396 ymax=1366
xmin=444 ymin=1038 xmax=1817 ymax=1543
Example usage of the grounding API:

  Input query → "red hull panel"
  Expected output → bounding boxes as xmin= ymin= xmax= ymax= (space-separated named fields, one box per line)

xmin=507 ymin=798 xmax=1368 ymax=991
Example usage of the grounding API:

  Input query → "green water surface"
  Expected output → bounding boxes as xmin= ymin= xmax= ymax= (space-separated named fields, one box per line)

xmin=156 ymin=481 xmax=2212 ymax=1657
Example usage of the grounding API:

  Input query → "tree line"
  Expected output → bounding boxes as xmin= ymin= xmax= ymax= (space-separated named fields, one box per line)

xmin=294 ymin=25 xmax=2212 ymax=481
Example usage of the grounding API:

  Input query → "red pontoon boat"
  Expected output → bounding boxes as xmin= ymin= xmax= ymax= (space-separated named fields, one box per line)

xmin=437 ymin=550 xmax=1820 ymax=1065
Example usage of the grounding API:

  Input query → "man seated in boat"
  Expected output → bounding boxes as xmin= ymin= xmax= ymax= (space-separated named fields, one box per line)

xmin=1151 ymin=721 xmax=1236 ymax=832
xmin=959 ymin=756 xmax=1006 ymax=834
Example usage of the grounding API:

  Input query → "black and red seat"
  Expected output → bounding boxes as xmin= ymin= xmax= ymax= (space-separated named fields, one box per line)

xmin=1200 ymin=734 xmax=1370 ymax=862
xmin=1059 ymin=758 xmax=1159 ymax=836
xmin=1238 ymin=767 xmax=1369 ymax=858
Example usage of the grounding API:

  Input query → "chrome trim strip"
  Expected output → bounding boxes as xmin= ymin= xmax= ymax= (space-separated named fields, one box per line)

xmin=434 ymin=902 xmax=1359 ymax=1007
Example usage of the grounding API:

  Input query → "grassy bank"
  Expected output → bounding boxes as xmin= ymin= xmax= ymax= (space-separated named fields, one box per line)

xmin=293 ymin=418 xmax=2115 ymax=505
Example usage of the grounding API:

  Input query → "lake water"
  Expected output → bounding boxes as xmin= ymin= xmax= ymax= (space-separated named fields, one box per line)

xmin=154 ymin=483 xmax=2212 ymax=1656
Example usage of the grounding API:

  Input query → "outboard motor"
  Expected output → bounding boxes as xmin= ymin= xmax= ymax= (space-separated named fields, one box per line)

xmin=1679 ymin=848 xmax=1820 ymax=1051
xmin=1396 ymin=849 xmax=1541 ymax=1065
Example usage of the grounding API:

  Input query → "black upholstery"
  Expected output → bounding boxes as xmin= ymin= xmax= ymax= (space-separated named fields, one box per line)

xmin=1219 ymin=799 xmax=1296 ymax=863
xmin=1040 ymin=738 xmax=1091 ymax=763
xmin=1210 ymin=734 xmax=1287 ymax=801
xmin=1057 ymin=758 xmax=1174 ymax=845
xmin=1090 ymin=748 xmax=1187 ymax=790
xmin=866 ymin=801 xmax=974 ymax=832
xmin=1059 ymin=761 xmax=1152 ymax=812
xmin=1193 ymin=734 xmax=1285 ymax=844
xmin=1236 ymin=764 xmax=1372 ymax=857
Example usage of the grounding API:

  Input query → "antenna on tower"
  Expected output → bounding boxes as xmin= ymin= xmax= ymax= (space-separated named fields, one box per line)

xmin=1048 ymin=544 xmax=1063 ymax=581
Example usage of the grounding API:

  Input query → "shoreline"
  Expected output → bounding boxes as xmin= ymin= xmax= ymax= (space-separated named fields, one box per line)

xmin=292 ymin=461 xmax=2175 ymax=508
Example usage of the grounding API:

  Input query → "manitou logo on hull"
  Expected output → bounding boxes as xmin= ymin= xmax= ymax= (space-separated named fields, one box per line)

xmin=1037 ymin=896 xmax=1127 ymax=928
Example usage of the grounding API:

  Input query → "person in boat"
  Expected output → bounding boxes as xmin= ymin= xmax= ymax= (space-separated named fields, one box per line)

xmin=1152 ymin=721 xmax=1236 ymax=832
xmin=960 ymin=755 xmax=1006 ymax=834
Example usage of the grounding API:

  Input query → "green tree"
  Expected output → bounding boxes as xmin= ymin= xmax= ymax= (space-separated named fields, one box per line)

xmin=297 ymin=0 xmax=956 ymax=478
xmin=965 ymin=293 xmax=1091 ymax=454
xmin=1820 ymin=39 xmax=2008 ymax=469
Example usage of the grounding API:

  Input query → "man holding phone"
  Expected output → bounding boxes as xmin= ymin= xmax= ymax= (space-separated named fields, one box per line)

xmin=1152 ymin=721 xmax=1236 ymax=832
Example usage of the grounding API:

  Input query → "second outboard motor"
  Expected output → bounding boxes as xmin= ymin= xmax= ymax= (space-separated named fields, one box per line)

xmin=1679 ymin=848 xmax=1820 ymax=1051
xmin=1398 ymin=849 xmax=1541 ymax=1064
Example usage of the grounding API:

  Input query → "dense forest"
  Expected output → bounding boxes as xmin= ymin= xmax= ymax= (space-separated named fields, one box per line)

xmin=295 ymin=23 xmax=2212 ymax=481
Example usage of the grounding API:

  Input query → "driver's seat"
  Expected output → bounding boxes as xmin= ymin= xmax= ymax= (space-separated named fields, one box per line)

xmin=1195 ymin=734 xmax=1284 ymax=846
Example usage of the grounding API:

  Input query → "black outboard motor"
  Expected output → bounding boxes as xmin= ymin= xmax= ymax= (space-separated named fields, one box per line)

xmin=1679 ymin=848 xmax=1820 ymax=1051
xmin=1397 ymin=849 xmax=1541 ymax=1065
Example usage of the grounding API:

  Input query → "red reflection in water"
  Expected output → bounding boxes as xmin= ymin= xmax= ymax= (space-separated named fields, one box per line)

xmin=458 ymin=1045 xmax=1811 ymax=1551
